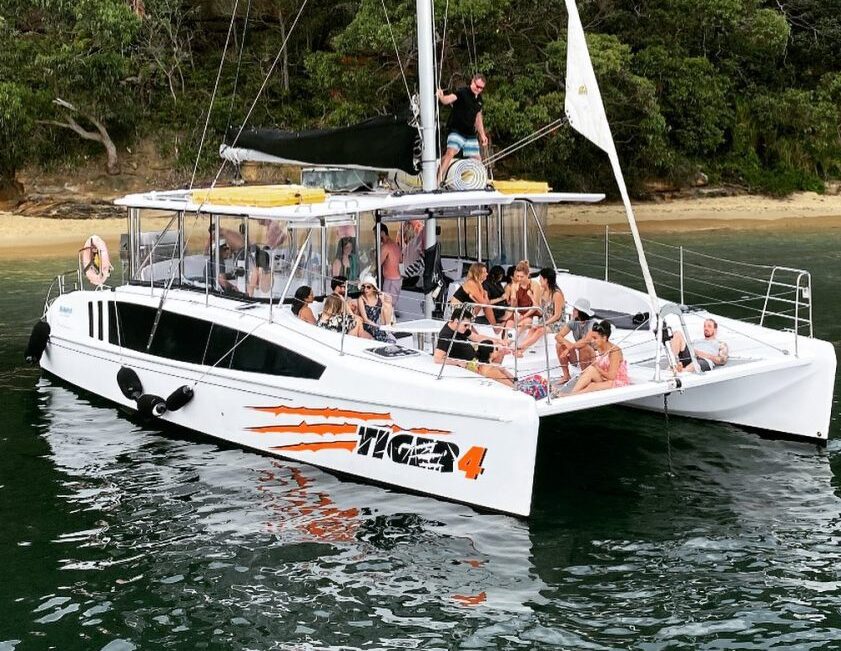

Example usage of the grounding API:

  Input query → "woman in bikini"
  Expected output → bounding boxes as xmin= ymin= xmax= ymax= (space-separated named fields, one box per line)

xmin=570 ymin=319 xmax=629 ymax=393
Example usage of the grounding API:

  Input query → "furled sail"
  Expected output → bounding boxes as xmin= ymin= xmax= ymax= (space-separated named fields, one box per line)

xmin=564 ymin=0 xmax=659 ymax=319
xmin=220 ymin=114 xmax=420 ymax=174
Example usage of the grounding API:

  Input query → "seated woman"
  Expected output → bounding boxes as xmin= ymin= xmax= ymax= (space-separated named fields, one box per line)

xmin=517 ymin=268 xmax=566 ymax=352
xmin=483 ymin=265 xmax=510 ymax=325
xmin=331 ymin=236 xmax=359 ymax=281
xmin=569 ymin=320 xmax=629 ymax=394
xmin=450 ymin=262 xmax=497 ymax=325
xmin=291 ymin=285 xmax=317 ymax=324
xmin=433 ymin=307 xmax=511 ymax=382
xmin=317 ymin=295 xmax=365 ymax=338
xmin=502 ymin=260 xmax=541 ymax=333
xmin=555 ymin=297 xmax=597 ymax=383
xmin=357 ymin=274 xmax=395 ymax=343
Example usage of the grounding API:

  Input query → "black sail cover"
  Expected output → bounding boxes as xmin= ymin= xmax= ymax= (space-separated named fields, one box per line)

xmin=227 ymin=114 xmax=419 ymax=174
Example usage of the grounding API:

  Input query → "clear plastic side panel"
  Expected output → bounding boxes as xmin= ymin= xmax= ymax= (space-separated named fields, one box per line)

xmin=278 ymin=227 xmax=324 ymax=300
xmin=356 ymin=211 xmax=378 ymax=292
xmin=486 ymin=207 xmax=504 ymax=267
xmin=527 ymin=204 xmax=552 ymax=269
xmin=244 ymin=218 xmax=292 ymax=299
xmin=324 ymin=218 xmax=361 ymax=290
xmin=499 ymin=204 xmax=525 ymax=269
xmin=181 ymin=214 xmax=211 ymax=286
xmin=209 ymin=216 xmax=248 ymax=294
xmin=130 ymin=209 xmax=181 ymax=284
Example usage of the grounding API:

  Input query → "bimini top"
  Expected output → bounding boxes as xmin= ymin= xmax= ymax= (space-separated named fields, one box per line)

xmin=114 ymin=184 xmax=605 ymax=223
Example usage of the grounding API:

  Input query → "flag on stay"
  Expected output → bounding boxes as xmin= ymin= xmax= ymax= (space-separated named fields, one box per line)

xmin=563 ymin=0 xmax=661 ymax=316
xmin=563 ymin=0 xmax=616 ymax=157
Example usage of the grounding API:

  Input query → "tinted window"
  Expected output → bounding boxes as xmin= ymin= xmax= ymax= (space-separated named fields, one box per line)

xmin=108 ymin=301 xmax=323 ymax=379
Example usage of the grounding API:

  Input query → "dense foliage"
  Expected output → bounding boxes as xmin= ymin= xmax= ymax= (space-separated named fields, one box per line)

xmin=0 ymin=0 xmax=839 ymax=195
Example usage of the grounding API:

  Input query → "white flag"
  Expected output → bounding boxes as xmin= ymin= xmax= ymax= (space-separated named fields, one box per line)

xmin=564 ymin=0 xmax=660 ymax=318
xmin=564 ymin=0 xmax=616 ymax=155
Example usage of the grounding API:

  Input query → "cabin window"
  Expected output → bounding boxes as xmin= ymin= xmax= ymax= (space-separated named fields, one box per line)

xmin=107 ymin=301 xmax=324 ymax=379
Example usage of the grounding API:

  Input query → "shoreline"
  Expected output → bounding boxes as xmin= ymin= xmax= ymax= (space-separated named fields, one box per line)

xmin=2 ymin=191 xmax=841 ymax=259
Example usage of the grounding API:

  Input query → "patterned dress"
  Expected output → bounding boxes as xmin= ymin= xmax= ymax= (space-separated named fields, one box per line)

xmin=362 ymin=297 xmax=395 ymax=343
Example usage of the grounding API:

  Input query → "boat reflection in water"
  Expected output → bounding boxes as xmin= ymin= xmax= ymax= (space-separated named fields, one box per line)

xmin=36 ymin=378 xmax=547 ymax=628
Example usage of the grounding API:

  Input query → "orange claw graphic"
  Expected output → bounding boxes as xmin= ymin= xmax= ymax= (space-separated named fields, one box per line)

xmin=249 ymin=405 xmax=391 ymax=420
xmin=248 ymin=421 xmax=359 ymax=435
xmin=270 ymin=441 xmax=357 ymax=453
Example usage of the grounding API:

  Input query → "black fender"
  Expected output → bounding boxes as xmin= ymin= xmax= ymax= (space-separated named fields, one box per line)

xmin=24 ymin=320 xmax=51 ymax=365
xmin=117 ymin=367 xmax=143 ymax=401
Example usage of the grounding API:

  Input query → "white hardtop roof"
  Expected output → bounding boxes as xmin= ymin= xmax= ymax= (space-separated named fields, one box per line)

xmin=114 ymin=188 xmax=605 ymax=222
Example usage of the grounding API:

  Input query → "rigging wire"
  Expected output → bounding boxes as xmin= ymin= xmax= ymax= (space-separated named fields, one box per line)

xmin=190 ymin=0 xmax=240 ymax=190
xmin=380 ymin=0 xmax=413 ymax=105
xmin=224 ymin=0 xmax=254 ymax=140
xmin=482 ymin=118 xmax=567 ymax=167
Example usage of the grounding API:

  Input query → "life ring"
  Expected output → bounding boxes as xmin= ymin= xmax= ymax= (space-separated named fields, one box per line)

xmin=80 ymin=235 xmax=113 ymax=286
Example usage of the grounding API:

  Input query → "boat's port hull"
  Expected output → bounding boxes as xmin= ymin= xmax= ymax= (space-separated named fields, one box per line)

xmin=40 ymin=291 xmax=540 ymax=516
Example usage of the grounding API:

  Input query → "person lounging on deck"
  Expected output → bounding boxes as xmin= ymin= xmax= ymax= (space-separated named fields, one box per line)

xmin=567 ymin=320 xmax=629 ymax=394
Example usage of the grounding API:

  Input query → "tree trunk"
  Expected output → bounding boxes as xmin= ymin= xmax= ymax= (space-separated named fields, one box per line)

xmin=40 ymin=106 xmax=121 ymax=175
xmin=278 ymin=8 xmax=289 ymax=92
xmin=0 ymin=174 xmax=24 ymax=207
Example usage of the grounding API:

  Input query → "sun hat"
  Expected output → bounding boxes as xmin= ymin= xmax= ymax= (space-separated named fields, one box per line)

xmin=572 ymin=297 xmax=591 ymax=314
xmin=359 ymin=274 xmax=379 ymax=291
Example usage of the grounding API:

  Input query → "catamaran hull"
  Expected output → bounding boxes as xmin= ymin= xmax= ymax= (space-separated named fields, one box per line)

xmin=625 ymin=345 xmax=835 ymax=442
xmin=39 ymin=299 xmax=539 ymax=517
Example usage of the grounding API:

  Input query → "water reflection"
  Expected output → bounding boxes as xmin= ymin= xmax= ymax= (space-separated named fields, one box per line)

xmin=25 ymin=379 xmax=546 ymax=648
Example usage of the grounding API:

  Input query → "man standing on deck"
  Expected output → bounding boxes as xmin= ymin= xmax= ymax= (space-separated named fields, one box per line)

xmin=436 ymin=74 xmax=489 ymax=186
xmin=377 ymin=224 xmax=403 ymax=306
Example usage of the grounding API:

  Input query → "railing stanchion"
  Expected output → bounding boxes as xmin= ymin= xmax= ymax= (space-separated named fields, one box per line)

xmin=679 ymin=246 xmax=684 ymax=305
xmin=604 ymin=225 xmax=609 ymax=282
xmin=540 ymin=307 xmax=552 ymax=404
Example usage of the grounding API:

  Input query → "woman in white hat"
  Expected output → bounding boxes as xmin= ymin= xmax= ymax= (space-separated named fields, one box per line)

xmin=555 ymin=297 xmax=597 ymax=383
xmin=357 ymin=274 xmax=395 ymax=342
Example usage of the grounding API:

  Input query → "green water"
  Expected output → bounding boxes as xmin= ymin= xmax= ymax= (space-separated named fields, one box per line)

xmin=2 ymin=229 xmax=841 ymax=650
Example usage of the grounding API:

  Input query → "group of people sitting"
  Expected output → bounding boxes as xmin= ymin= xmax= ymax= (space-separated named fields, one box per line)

xmin=287 ymin=252 xmax=727 ymax=399
xmin=442 ymin=259 xmax=728 ymax=396
xmin=290 ymin=274 xmax=397 ymax=343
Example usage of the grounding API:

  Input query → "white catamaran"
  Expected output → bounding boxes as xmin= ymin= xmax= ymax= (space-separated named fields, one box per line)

xmin=28 ymin=0 xmax=835 ymax=516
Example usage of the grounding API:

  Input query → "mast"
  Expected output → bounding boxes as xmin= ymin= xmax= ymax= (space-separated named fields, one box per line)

xmin=417 ymin=0 xmax=438 ymax=317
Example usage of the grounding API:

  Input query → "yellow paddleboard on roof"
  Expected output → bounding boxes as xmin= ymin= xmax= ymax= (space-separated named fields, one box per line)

xmin=492 ymin=179 xmax=552 ymax=194
xmin=190 ymin=184 xmax=327 ymax=208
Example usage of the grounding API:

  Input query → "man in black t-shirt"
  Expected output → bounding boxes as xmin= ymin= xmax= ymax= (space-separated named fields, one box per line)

xmin=436 ymin=73 xmax=488 ymax=186
xmin=433 ymin=306 xmax=511 ymax=377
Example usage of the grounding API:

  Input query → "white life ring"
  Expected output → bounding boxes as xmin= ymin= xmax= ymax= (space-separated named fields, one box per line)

xmin=80 ymin=235 xmax=112 ymax=286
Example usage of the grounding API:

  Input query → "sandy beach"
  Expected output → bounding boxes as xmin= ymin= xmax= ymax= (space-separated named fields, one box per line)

xmin=2 ymin=191 xmax=841 ymax=259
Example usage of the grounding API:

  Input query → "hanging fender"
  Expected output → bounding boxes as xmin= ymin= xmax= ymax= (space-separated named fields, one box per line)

xmin=136 ymin=394 xmax=167 ymax=419
xmin=117 ymin=367 xmax=143 ymax=401
xmin=24 ymin=320 xmax=51 ymax=365
xmin=165 ymin=385 xmax=194 ymax=411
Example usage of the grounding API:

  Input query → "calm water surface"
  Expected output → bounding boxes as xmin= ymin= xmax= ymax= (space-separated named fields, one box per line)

xmin=2 ymin=229 xmax=841 ymax=650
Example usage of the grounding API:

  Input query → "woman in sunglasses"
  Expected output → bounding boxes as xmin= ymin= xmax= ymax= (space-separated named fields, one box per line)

xmin=570 ymin=319 xmax=629 ymax=393
xmin=357 ymin=274 xmax=395 ymax=343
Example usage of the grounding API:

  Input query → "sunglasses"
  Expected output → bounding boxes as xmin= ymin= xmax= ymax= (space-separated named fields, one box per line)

xmin=362 ymin=284 xmax=375 ymax=290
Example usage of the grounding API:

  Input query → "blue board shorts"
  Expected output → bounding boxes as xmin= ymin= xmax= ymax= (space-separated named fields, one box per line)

xmin=446 ymin=132 xmax=480 ymax=157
